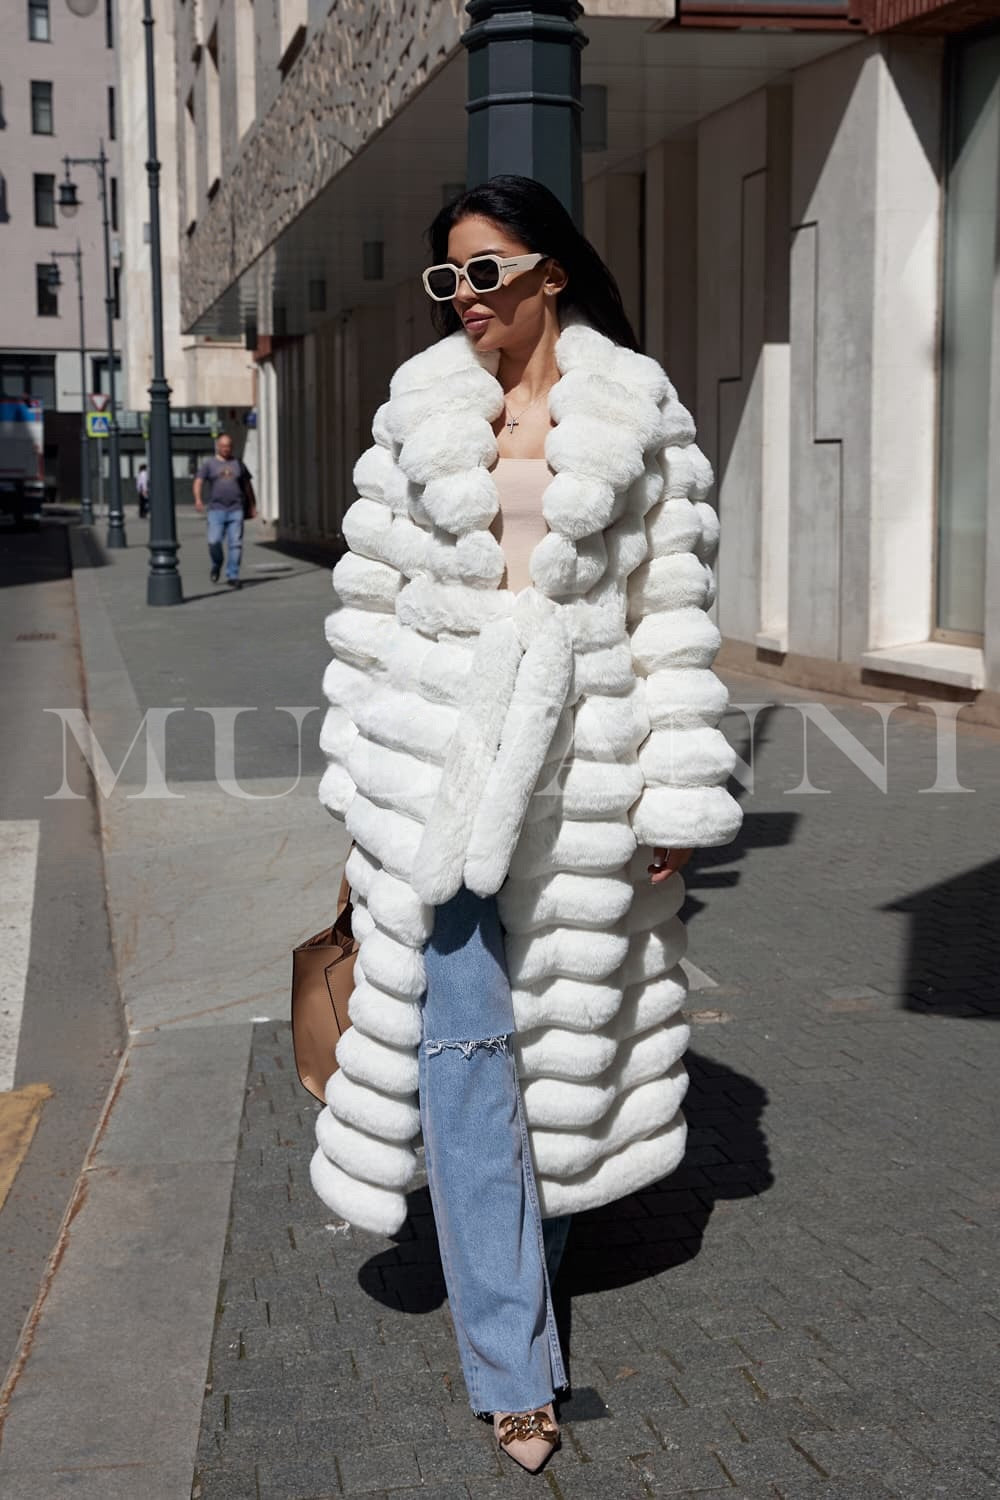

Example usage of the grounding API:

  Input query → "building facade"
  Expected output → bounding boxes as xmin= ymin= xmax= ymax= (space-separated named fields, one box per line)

xmin=115 ymin=0 xmax=254 ymax=507
xmin=0 ymin=0 xmax=125 ymax=504
xmin=170 ymin=0 xmax=1000 ymax=726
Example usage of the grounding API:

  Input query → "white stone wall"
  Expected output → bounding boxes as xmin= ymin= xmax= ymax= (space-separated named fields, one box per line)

xmin=117 ymin=0 xmax=252 ymax=411
xmin=694 ymin=84 xmax=793 ymax=656
xmin=867 ymin=41 xmax=943 ymax=654
xmin=686 ymin=39 xmax=945 ymax=680
xmin=787 ymin=38 xmax=942 ymax=666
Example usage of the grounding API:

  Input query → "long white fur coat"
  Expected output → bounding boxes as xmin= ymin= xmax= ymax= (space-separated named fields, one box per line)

xmin=310 ymin=313 xmax=742 ymax=1236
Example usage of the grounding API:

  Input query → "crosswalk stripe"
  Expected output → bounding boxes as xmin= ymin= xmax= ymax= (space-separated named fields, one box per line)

xmin=0 ymin=820 xmax=40 ymax=1092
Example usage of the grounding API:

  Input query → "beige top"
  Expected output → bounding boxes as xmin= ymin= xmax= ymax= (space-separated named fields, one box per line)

xmin=490 ymin=457 xmax=552 ymax=594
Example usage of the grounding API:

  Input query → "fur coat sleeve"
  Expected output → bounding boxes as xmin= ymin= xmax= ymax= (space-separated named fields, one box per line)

xmin=318 ymin=425 xmax=411 ymax=824
xmin=625 ymin=389 xmax=742 ymax=850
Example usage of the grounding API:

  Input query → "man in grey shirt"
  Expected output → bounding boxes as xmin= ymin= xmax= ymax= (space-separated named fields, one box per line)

xmin=194 ymin=433 xmax=257 ymax=589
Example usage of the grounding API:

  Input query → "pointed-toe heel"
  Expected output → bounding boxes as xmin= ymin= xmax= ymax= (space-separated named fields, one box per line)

xmin=494 ymin=1403 xmax=560 ymax=1473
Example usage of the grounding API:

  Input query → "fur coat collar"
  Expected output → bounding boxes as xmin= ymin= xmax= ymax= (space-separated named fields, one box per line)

xmin=357 ymin=314 xmax=713 ymax=906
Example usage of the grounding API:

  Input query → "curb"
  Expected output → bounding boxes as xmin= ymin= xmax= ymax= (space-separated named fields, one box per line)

xmin=0 ymin=523 xmax=251 ymax=1499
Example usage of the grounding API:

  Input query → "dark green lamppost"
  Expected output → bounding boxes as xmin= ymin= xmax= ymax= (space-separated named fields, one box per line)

xmin=58 ymin=143 xmax=126 ymax=548
xmin=142 ymin=0 xmax=183 ymax=604
xmin=47 ymin=244 xmax=93 ymax=527
xmin=462 ymin=0 xmax=587 ymax=226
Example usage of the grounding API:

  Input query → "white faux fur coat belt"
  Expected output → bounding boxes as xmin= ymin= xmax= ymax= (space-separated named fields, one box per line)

xmin=311 ymin=313 xmax=742 ymax=1236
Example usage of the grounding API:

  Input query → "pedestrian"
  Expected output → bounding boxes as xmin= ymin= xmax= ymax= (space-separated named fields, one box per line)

xmin=311 ymin=175 xmax=742 ymax=1473
xmin=135 ymin=463 xmax=149 ymax=519
xmin=193 ymin=433 xmax=257 ymax=589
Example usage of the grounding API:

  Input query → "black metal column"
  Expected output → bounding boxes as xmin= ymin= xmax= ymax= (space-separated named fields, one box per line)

xmin=96 ymin=144 xmax=127 ymax=549
xmin=462 ymin=0 xmax=587 ymax=227
xmin=74 ymin=244 xmax=93 ymax=528
xmin=143 ymin=0 xmax=183 ymax=605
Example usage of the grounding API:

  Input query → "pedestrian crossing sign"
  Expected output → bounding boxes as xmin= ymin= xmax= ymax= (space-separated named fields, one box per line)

xmin=86 ymin=413 xmax=110 ymax=438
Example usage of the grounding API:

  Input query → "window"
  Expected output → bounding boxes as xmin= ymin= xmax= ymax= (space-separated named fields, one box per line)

xmin=184 ymin=90 xmax=197 ymax=227
xmin=30 ymin=80 xmax=53 ymax=134
xmin=1 ymin=353 xmax=56 ymax=406
xmin=107 ymin=84 xmax=116 ymax=140
xmin=105 ymin=0 xmax=113 ymax=47
xmin=277 ymin=0 xmax=306 ymax=75
xmin=935 ymin=28 xmax=1000 ymax=639
xmin=205 ymin=27 xmax=222 ymax=193
xmin=110 ymin=175 xmax=118 ymax=232
xmin=0 ymin=172 xmax=8 ymax=223
xmin=28 ymin=0 xmax=50 ymax=41
xmin=234 ymin=0 xmax=256 ymax=142
xmin=33 ymin=172 xmax=55 ymax=226
xmin=91 ymin=355 xmax=121 ymax=398
xmin=112 ymin=265 xmax=120 ymax=320
xmin=36 ymin=262 xmax=58 ymax=316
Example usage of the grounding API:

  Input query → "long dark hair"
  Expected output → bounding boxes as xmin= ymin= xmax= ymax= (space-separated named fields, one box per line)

xmin=425 ymin=174 xmax=640 ymax=352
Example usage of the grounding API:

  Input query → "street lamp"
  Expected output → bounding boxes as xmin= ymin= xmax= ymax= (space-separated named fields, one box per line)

xmin=142 ymin=0 xmax=182 ymax=604
xmin=48 ymin=245 xmax=93 ymax=527
xmin=462 ymin=0 xmax=587 ymax=226
xmin=58 ymin=143 xmax=126 ymax=549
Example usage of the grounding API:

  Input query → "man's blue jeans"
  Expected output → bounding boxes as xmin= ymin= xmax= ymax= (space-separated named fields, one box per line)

xmin=206 ymin=504 xmax=244 ymax=579
xmin=420 ymin=883 xmax=570 ymax=1416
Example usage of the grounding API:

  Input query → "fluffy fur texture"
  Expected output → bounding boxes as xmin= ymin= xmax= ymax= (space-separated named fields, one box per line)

xmin=312 ymin=314 xmax=742 ymax=1236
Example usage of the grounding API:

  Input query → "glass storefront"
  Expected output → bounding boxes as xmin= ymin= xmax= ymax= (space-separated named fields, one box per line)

xmin=936 ymin=27 xmax=1000 ymax=639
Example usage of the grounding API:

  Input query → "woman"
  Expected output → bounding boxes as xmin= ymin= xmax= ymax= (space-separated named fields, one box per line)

xmin=311 ymin=175 xmax=742 ymax=1471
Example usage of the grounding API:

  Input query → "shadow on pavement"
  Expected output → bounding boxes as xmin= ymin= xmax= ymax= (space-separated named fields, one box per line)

xmin=884 ymin=856 xmax=1000 ymax=1019
xmin=254 ymin=533 xmax=340 ymax=570
xmin=0 ymin=519 xmax=75 ymax=587
xmin=357 ymin=1048 xmax=772 ymax=1399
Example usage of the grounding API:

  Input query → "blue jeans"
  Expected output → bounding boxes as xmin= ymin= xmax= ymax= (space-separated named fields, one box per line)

xmin=420 ymin=883 xmax=570 ymax=1416
xmin=206 ymin=504 xmax=244 ymax=579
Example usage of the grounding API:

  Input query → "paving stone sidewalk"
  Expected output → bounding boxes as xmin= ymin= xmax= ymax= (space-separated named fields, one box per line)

xmin=194 ymin=693 xmax=1000 ymax=1500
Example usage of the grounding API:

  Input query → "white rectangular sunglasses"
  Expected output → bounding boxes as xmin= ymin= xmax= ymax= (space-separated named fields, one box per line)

xmin=421 ymin=252 xmax=546 ymax=302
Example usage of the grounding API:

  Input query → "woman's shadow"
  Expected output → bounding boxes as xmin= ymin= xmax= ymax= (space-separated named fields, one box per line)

xmin=358 ymin=1048 xmax=772 ymax=1400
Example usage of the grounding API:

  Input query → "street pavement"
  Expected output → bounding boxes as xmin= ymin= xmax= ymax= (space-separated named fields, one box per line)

xmin=0 ymin=505 xmax=998 ymax=1499
xmin=0 ymin=520 xmax=123 ymax=1381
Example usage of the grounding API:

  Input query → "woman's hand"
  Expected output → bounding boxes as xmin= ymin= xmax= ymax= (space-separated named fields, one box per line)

xmin=647 ymin=846 xmax=693 ymax=885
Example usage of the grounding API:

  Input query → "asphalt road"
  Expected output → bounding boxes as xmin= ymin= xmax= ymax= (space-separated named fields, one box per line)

xmin=0 ymin=519 xmax=124 ymax=1381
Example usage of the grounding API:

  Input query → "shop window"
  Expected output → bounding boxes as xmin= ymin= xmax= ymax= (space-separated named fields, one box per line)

xmin=936 ymin=28 xmax=1000 ymax=639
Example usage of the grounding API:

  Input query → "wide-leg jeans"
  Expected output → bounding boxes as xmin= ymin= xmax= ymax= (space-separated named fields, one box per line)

xmin=419 ymin=883 xmax=570 ymax=1416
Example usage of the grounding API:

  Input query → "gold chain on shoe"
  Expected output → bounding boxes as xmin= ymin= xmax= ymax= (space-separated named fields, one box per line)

xmin=496 ymin=1410 xmax=560 ymax=1447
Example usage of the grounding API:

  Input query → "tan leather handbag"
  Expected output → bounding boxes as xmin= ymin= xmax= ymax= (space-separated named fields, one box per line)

xmin=291 ymin=873 xmax=357 ymax=1103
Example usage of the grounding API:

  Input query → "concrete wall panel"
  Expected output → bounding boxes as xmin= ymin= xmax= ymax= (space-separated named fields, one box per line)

xmin=697 ymin=88 xmax=770 ymax=648
xmin=788 ymin=41 xmax=880 ymax=662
